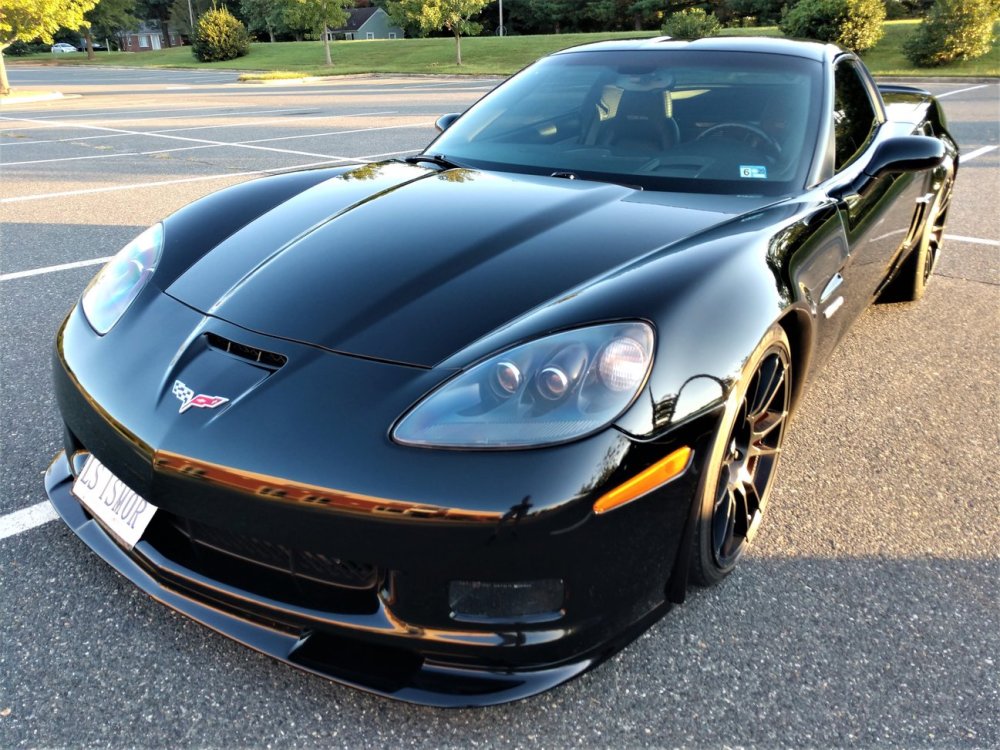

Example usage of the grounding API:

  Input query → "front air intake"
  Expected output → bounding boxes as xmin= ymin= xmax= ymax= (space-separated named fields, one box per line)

xmin=205 ymin=332 xmax=287 ymax=369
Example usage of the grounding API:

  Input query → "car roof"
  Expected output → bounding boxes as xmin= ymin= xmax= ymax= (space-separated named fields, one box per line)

xmin=551 ymin=36 xmax=839 ymax=63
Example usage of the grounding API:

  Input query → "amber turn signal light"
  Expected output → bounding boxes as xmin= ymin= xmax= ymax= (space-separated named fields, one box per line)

xmin=593 ymin=446 xmax=693 ymax=515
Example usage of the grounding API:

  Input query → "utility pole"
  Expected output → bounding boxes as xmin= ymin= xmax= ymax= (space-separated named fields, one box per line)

xmin=499 ymin=0 xmax=504 ymax=36
xmin=187 ymin=0 xmax=195 ymax=33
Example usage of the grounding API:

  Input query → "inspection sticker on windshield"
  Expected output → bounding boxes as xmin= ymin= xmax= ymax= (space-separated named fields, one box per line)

xmin=739 ymin=165 xmax=767 ymax=179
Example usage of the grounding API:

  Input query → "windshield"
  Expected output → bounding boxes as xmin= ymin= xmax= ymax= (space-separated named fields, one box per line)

xmin=430 ymin=49 xmax=823 ymax=196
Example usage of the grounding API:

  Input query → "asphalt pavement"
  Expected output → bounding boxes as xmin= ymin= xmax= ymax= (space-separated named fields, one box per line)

xmin=0 ymin=66 xmax=997 ymax=748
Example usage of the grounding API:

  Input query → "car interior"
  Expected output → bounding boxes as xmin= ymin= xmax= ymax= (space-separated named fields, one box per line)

xmin=439 ymin=56 xmax=819 ymax=191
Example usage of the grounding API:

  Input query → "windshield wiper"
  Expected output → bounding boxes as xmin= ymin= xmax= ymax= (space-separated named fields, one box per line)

xmin=403 ymin=153 xmax=465 ymax=170
xmin=550 ymin=170 xmax=642 ymax=191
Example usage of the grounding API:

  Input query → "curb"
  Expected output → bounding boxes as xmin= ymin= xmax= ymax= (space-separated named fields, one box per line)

xmin=0 ymin=91 xmax=68 ymax=105
xmin=238 ymin=76 xmax=323 ymax=85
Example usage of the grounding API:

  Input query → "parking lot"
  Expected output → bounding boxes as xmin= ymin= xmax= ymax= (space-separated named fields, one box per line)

xmin=1 ymin=66 xmax=997 ymax=747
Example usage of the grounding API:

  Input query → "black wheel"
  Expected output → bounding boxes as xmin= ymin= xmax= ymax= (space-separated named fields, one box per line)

xmin=880 ymin=165 xmax=955 ymax=303
xmin=690 ymin=324 xmax=791 ymax=586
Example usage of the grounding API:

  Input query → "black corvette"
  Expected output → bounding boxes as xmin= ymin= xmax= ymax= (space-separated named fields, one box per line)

xmin=46 ymin=37 xmax=957 ymax=706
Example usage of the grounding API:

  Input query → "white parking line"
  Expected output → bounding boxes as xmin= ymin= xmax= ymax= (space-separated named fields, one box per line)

xmin=937 ymin=84 xmax=991 ymax=98
xmin=2 ymin=122 xmax=430 ymax=166
xmin=241 ymin=122 xmax=430 ymax=145
xmin=1 ymin=113 xmax=438 ymax=150
xmin=1 ymin=108 xmax=319 ymax=144
xmin=4 ymin=151 xmax=146 ymax=166
xmin=0 ymin=256 xmax=112 ymax=281
xmin=0 ymin=501 xmax=58 ymax=541
xmin=0 ymin=159 xmax=344 ymax=203
xmin=0 ymin=145 xmax=418 ymax=210
xmin=945 ymin=234 xmax=1000 ymax=246
xmin=0 ymin=114 xmax=343 ymax=160
xmin=960 ymin=145 xmax=998 ymax=162
xmin=6 ymin=103 xmax=275 ymax=121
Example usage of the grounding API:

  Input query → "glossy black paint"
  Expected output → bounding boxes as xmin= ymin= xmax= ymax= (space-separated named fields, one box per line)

xmin=47 ymin=38 xmax=958 ymax=706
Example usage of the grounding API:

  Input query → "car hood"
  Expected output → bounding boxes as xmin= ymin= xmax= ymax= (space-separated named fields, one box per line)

xmin=167 ymin=162 xmax=760 ymax=368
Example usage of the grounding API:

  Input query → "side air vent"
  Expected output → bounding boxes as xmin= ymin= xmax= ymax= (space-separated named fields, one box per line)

xmin=205 ymin=332 xmax=287 ymax=369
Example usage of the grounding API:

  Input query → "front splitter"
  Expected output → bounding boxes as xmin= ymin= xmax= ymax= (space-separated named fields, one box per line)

xmin=44 ymin=450 xmax=595 ymax=707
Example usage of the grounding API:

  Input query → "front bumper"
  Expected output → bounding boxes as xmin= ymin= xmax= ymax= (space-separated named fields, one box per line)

xmin=49 ymin=297 xmax=717 ymax=705
xmin=47 ymin=451 xmax=603 ymax=706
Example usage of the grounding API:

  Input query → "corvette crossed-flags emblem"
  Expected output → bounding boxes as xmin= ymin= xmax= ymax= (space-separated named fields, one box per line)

xmin=172 ymin=380 xmax=229 ymax=414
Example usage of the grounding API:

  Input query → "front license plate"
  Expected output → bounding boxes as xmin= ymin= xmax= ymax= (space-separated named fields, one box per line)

xmin=71 ymin=455 xmax=157 ymax=549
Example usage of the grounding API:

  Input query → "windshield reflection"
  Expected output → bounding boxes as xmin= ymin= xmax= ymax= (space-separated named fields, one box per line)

xmin=431 ymin=49 xmax=822 ymax=196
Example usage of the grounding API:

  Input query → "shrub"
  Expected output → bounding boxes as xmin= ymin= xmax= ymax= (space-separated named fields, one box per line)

xmin=838 ymin=0 xmax=888 ymax=48
xmin=779 ymin=0 xmax=886 ymax=51
xmin=903 ymin=0 xmax=998 ymax=65
xmin=884 ymin=0 xmax=911 ymax=19
xmin=192 ymin=8 xmax=251 ymax=62
xmin=719 ymin=0 xmax=786 ymax=26
xmin=662 ymin=8 xmax=723 ymax=39
xmin=7 ymin=40 xmax=50 ymax=56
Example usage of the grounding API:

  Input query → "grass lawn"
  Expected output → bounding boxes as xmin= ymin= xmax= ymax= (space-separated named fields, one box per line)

xmin=859 ymin=19 xmax=1000 ymax=76
xmin=5 ymin=21 xmax=998 ymax=78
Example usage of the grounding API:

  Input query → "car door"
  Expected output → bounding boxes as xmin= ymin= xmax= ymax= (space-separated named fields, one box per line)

xmin=822 ymin=58 xmax=927 ymax=326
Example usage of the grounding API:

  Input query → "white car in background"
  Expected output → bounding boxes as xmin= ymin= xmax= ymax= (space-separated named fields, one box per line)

xmin=51 ymin=43 xmax=79 ymax=53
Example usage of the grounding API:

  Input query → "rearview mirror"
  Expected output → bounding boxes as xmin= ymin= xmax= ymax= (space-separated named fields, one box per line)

xmin=865 ymin=136 xmax=945 ymax=180
xmin=435 ymin=113 xmax=461 ymax=132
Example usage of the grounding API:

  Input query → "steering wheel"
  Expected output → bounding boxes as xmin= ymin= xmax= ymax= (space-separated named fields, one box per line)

xmin=695 ymin=122 xmax=781 ymax=160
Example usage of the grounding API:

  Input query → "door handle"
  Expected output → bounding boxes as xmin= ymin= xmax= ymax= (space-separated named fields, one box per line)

xmin=820 ymin=273 xmax=844 ymax=304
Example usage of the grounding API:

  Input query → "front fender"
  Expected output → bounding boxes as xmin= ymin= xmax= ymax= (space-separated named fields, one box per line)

xmin=614 ymin=232 xmax=794 ymax=439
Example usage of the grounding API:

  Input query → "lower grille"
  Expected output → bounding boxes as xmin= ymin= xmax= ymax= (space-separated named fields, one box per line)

xmin=141 ymin=512 xmax=380 ymax=615
xmin=177 ymin=518 xmax=377 ymax=590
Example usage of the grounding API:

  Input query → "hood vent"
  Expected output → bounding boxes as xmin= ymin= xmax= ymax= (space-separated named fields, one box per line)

xmin=205 ymin=332 xmax=287 ymax=370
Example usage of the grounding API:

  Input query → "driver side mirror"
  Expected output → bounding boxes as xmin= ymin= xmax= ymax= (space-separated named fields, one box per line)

xmin=864 ymin=135 xmax=945 ymax=179
xmin=435 ymin=113 xmax=461 ymax=133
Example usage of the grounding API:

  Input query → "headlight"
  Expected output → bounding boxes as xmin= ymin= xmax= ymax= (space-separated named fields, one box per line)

xmin=393 ymin=322 xmax=654 ymax=449
xmin=81 ymin=224 xmax=163 ymax=334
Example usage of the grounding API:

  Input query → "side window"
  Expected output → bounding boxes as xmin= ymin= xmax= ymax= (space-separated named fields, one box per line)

xmin=832 ymin=61 xmax=879 ymax=171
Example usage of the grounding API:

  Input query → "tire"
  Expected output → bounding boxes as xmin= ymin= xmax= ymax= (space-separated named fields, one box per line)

xmin=880 ymin=165 xmax=955 ymax=303
xmin=690 ymin=324 xmax=792 ymax=587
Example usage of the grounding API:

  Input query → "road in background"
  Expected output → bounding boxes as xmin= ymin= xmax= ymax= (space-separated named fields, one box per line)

xmin=1 ymin=68 xmax=997 ymax=748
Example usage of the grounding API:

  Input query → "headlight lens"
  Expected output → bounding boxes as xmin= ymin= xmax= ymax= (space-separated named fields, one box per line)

xmin=393 ymin=322 xmax=654 ymax=449
xmin=81 ymin=224 xmax=163 ymax=334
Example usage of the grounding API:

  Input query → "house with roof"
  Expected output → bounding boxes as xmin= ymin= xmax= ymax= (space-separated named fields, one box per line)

xmin=326 ymin=7 xmax=403 ymax=41
xmin=119 ymin=21 xmax=183 ymax=52
xmin=118 ymin=18 xmax=184 ymax=52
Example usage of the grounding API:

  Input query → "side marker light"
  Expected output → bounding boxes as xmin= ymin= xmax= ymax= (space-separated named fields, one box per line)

xmin=593 ymin=446 xmax=693 ymax=515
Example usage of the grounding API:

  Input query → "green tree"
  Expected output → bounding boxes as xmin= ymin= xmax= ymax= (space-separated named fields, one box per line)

xmin=387 ymin=0 xmax=489 ymax=64
xmin=1 ymin=0 xmax=98 ymax=95
xmin=168 ymin=0 xmax=215 ymax=39
xmin=838 ymin=0 xmax=886 ymax=50
xmin=284 ymin=0 xmax=349 ymax=65
xmin=779 ymin=0 xmax=885 ymax=51
xmin=662 ymin=6 xmax=722 ymax=37
xmin=241 ymin=0 xmax=292 ymax=41
xmin=903 ymin=0 xmax=998 ymax=65
xmin=82 ymin=0 xmax=138 ymax=59
xmin=717 ymin=0 xmax=785 ymax=25
xmin=630 ymin=0 xmax=667 ymax=30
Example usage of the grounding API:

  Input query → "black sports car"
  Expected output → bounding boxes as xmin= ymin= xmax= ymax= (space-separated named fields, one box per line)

xmin=46 ymin=37 xmax=957 ymax=706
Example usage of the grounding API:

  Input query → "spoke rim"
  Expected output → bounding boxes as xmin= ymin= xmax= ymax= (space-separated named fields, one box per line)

xmin=925 ymin=178 xmax=954 ymax=282
xmin=711 ymin=349 xmax=790 ymax=569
